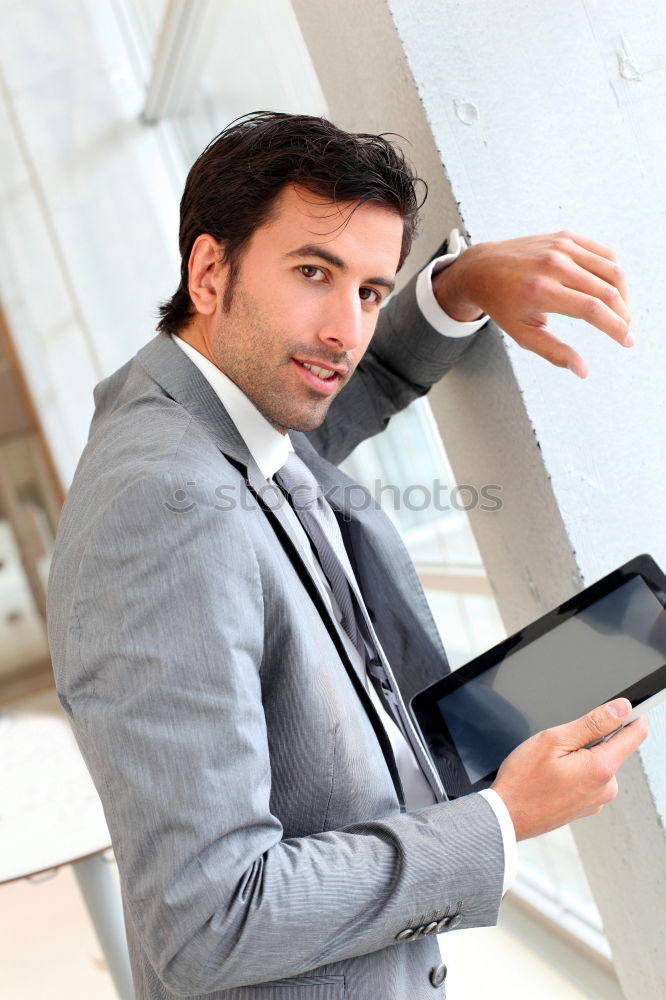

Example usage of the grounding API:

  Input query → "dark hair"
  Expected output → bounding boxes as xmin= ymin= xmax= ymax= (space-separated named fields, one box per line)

xmin=157 ymin=111 xmax=426 ymax=335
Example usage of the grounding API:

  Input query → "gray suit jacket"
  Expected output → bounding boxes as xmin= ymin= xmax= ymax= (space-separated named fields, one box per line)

xmin=47 ymin=275 xmax=504 ymax=999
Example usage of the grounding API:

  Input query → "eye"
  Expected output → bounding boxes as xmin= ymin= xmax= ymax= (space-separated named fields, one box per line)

xmin=299 ymin=265 xmax=327 ymax=282
xmin=359 ymin=286 xmax=381 ymax=304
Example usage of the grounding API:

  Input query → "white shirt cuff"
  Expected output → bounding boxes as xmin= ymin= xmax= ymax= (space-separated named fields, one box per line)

xmin=415 ymin=228 xmax=489 ymax=338
xmin=478 ymin=788 xmax=518 ymax=896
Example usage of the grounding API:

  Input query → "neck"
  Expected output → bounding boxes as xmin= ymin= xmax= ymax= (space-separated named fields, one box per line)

xmin=176 ymin=319 xmax=216 ymax=366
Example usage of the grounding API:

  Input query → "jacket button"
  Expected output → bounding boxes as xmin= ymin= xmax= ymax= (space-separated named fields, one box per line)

xmin=422 ymin=921 xmax=439 ymax=935
xmin=436 ymin=912 xmax=462 ymax=932
xmin=395 ymin=928 xmax=415 ymax=941
xmin=429 ymin=964 xmax=448 ymax=988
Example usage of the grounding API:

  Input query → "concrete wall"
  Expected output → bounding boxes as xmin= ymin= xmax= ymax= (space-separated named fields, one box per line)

xmin=293 ymin=1 xmax=666 ymax=995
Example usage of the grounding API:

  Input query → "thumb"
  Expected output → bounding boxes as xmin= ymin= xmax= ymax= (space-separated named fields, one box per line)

xmin=556 ymin=698 xmax=632 ymax=752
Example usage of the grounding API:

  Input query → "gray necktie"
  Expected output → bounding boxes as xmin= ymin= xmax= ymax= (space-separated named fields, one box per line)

xmin=275 ymin=451 xmax=358 ymax=646
xmin=275 ymin=451 xmax=445 ymax=802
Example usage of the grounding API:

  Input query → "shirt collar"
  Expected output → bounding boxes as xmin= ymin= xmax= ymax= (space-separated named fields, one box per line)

xmin=172 ymin=335 xmax=292 ymax=479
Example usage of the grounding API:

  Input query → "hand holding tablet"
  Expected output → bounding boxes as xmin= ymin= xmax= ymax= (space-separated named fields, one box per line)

xmin=490 ymin=696 xmax=648 ymax=840
xmin=410 ymin=555 xmax=665 ymax=809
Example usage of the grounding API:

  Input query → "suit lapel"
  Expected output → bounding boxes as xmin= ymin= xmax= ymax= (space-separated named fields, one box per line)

xmin=137 ymin=333 xmax=250 ymax=466
xmin=242 ymin=455 xmax=351 ymax=626
xmin=135 ymin=334 xmax=405 ymax=805
xmin=137 ymin=335 xmax=365 ymax=627
xmin=137 ymin=336 xmax=332 ymax=605
xmin=290 ymin=431 xmax=451 ymax=702
xmin=243 ymin=459 xmax=407 ymax=807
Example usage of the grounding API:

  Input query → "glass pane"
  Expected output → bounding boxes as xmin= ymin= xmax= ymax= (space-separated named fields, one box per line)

xmin=0 ymin=434 xmax=56 ymax=682
xmin=128 ymin=0 xmax=169 ymax=58
xmin=342 ymin=397 xmax=605 ymax=940
xmin=165 ymin=0 xmax=327 ymax=162
xmin=341 ymin=397 xmax=506 ymax=667
xmin=518 ymin=826 xmax=603 ymax=933
xmin=0 ymin=518 xmax=48 ymax=676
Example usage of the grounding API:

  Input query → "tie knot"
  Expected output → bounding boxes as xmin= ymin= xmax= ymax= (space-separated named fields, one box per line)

xmin=275 ymin=452 xmax=323 ymax=512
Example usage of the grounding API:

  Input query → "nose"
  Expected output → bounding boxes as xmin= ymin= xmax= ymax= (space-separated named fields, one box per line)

xmin=316 ymin=291 xmax=364 ymax=353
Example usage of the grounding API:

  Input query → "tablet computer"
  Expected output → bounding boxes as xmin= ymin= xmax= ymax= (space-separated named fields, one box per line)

xmin=410 ymin=554 xmax=666 ymax=799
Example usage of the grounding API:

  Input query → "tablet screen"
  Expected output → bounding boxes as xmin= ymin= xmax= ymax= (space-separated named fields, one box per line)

xmin=428 ymin=573 xmax=666 ymax=789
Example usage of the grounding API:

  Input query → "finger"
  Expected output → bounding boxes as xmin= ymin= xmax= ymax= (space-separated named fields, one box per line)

xmin=554 ymin=698 xmax=633 ymax=751
xmin=595 ymin=714 xmax=649 ymax=768
xmin=603 ymin=775 xmax=619 ymax=804
xmin=539 ymin=284 xmax=631 ymax=345
xmin=505 ymin=323 xmax=589 ymax=378
xmin=558 ymin=260 xmax=631 ymax=326
xmin=565 ymin=243 xmax=629 ymax=305
xmin=560 ymin=231 xmax=620 ymax=266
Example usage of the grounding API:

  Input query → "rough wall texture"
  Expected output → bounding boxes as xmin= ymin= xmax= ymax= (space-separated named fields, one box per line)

xmin=294 ymin=1 xmax=666 ymax=995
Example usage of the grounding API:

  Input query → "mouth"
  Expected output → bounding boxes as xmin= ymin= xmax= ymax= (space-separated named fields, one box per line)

xmin=292 ymin=358 xmax=347 ymax=394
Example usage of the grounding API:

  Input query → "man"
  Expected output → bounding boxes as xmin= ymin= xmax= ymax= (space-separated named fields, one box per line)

xmin=47 ymin=112 xmax=645 ymax=999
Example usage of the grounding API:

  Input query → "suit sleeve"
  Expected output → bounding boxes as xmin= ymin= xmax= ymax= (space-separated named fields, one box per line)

xmin=53 ymin=472 xmax=504 ymax=995
xmin=306 ymin=271 xmax=481 ymax=465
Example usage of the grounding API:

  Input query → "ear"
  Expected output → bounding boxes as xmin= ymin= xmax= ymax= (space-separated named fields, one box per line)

xmin=188 ymin=234 xmax=224 ymax=316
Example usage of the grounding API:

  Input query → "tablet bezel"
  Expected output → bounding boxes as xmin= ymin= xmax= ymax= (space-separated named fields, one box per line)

xmin=410 ymin=554 xmax=666 ymax=798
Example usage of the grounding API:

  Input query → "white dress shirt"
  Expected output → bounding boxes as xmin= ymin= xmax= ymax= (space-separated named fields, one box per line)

xmin=172 ymin=232 xmax=516 ymax=893
xmin=415 ymin=228 xmax=490 ymax=338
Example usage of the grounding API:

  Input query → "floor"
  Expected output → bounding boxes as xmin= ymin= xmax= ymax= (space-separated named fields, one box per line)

xmin=1 ymin=862 xmax=118 ymax=1000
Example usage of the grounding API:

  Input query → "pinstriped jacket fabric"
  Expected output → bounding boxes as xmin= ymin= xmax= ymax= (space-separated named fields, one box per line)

xmin=47 ymin=274 xmax=505 ymax=998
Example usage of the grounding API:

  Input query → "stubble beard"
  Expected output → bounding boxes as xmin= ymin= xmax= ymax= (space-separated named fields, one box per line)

xmin=213 ymin=285 xmax=345 ymax=434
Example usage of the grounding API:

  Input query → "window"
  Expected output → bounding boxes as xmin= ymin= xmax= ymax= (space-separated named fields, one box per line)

xmin=342 ymin=396 xmax=609 ymax=959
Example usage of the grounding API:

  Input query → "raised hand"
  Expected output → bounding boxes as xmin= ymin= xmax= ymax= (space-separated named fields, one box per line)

xmin=491 ymin=698 xmax=648 ymax=840
xmin=432 ymin=231 xmax=632 ymax=378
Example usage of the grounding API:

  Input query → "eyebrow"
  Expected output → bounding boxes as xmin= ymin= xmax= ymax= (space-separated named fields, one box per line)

xmin=284 ymin=244 xmax=396 ymax=294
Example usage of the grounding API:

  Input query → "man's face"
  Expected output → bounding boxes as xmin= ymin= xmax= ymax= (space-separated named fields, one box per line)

xmin=208 ymin=184 xmax=403 ymax=433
